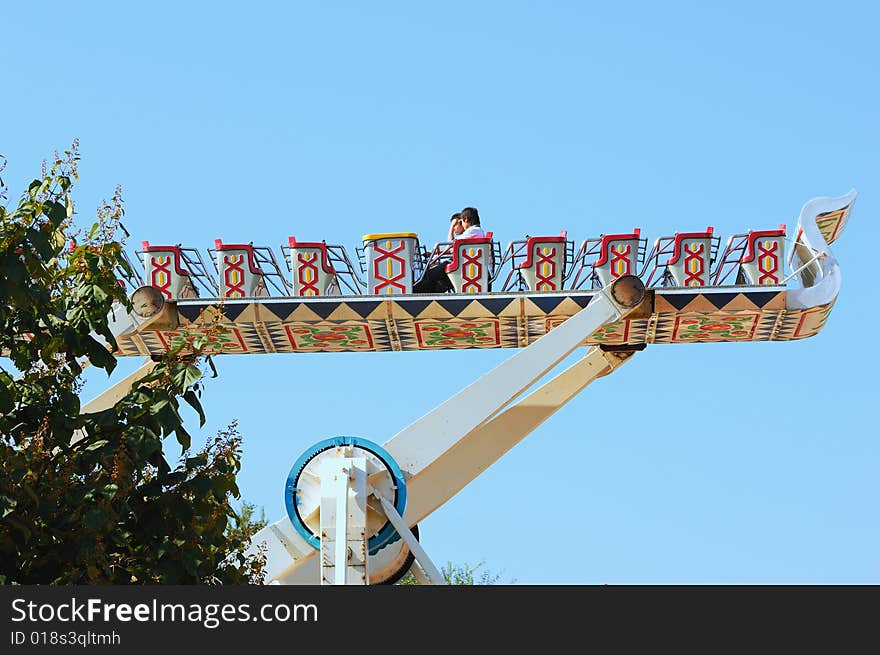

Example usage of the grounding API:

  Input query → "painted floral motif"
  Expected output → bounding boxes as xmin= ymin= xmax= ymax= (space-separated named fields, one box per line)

xmin=588 ymin=320 xmax=629 ymax=343
xmin=158 ymin=327 xmax=246 ymax=353
xmin=672 ymin=314 xmax=758 ymax=341
xmin=416 ymin=320 xmax=500 ymax=348
xmin=545 ymin=318 xmax=629 ymax=344
xmin=286 ymin=324 xmax=373 ymax=350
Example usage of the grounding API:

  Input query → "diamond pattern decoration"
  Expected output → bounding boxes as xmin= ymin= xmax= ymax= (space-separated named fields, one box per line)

xmin=743 ymin=291 xmax=785 ymax=310
xmin=114 ymin=287 xmax=838 ymax=355
xmin=704 ymin=293 xmax=745 ymax=310
xmin=658 ymin=293 xmax=699 ymax=312
xmin=529 ymin=295 xmax=569 ymax=315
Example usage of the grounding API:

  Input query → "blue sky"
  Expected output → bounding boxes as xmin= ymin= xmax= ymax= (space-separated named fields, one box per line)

xmin=3 ymin=2 xmax=877 ymax=583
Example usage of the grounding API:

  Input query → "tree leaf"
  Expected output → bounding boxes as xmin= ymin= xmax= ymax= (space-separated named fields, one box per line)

xmin=0 ymin=154 xmax=263 ymax=585
xmin=83 ymin=439 xmax=109 ymax=453
xmin=182 ymin=389 xmax=206 ymax=427
xmin=82 ymin=508 xmax=108 ymax=530
xmin=174 ymin=425 xmax=191 ymax=450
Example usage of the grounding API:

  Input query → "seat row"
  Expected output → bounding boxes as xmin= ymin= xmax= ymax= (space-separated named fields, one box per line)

xmin=128 ymin=225 xmax=789 ymax=301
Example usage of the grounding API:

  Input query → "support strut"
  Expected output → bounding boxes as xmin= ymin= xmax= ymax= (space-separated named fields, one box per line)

xmin=250 ymin=276 xmax=649 ymax=584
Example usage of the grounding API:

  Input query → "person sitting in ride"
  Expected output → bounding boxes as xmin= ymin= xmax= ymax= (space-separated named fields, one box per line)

xmin=413 ymin=207 xmax=486 ymax=293
xmin=455 ymin=207 xmax=486 ymax=240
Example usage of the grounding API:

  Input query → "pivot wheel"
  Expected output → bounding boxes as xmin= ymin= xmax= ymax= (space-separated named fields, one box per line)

xmin=285 ymin=436 xmax=408 ymax=556
xmin=369 ymin=524 xmax=420 ymax=585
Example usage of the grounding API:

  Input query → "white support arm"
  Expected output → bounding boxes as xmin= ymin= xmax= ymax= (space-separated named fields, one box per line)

xmin=383 ymin=282 xmax=642 ymax=480
xmin=255 ymin=277 xmax=646 ymax=584
xmin=410 ymin=562 xmax=432 ymax=586
xmin=68 ymin=357 xmax=158 ymax=447
xmin=402 ymin=345 xmax=638 ymax=526
xmin=81 ymin=357 xmax=157 ymax=413
xmin=374 ymin=493 xmax=445 ymax=585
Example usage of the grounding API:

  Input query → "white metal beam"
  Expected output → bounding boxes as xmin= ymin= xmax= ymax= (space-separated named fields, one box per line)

xmin=319 ymin=455 xmax=369 ymax=585
xmin=382 ymin=286 xmax=629 ymax=477
xmin=374 ymin=493 xmax=444 ymax=585
xmin=410 ymin=562 xmax=431 ymax=586
xmin=253 ymin=277 xmax=646 ymax=583
xmin=81 ymin=357 xmax=157 ymax=413
xmin=402 ymin=346 xmax=638 ymax=526
xmin=258 ymin=347 xmax=639 ymax=584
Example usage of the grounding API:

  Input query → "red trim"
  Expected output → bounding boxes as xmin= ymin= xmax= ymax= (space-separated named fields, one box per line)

xmin=665 ymin=227 xmax=714 ymax=265
xmin=518 ymin=232 xmax=568 ymax=269
xmin=288 ymin=236 xmax=336 ymax=274
xmin=214 ymin=239 xmax=264 ymax=275
xmin=591 ymin=229 xmax=641 ymax=267
xmin=445 ymin=234 xmax=494 ymax=272
xmin=140 ymin=241 xmax=191 ymax=276
xmin=741 ymin=225 xmax=786 ymax=263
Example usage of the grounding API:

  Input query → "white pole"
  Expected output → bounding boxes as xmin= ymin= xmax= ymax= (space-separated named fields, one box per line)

xmin=374 ymin=493 xmax=445 ymax=585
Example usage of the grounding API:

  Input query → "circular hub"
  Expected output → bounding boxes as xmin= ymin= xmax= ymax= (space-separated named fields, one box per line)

xmin=369 ymin=524 xmax=419 ymax=585
xmin=609 ymin=274 xmax=645 ymax=308
xmin=130 ymin=285 xmax=165 ymax=318
xmin=285 ymin=436 xmax=407 ymax=555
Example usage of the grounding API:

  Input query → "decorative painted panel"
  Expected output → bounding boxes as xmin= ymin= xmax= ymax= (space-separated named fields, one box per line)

xmin=588 ymin=320 xmax=631 ymax=344
xmin=791 ymin=304 xmax=833 ymax=339
xmin=815 ymin=205 xmax=853 ymax=245
xmin=740 ymin=227 xmax=786 ymax=286
xmin=109 ymin=287 xmax=852 ymax=357
xmin=666 ymin=229 xmax=714 ymax=287
xmin=446 ymin=237 xmax=494 ymax=294
xmin=288 ymin=238 xmax=337 ymax=297
xmin=284 ymin=324 xmax=374 ymax=351
xmin=363 ymin=233 xmax=420 ymax=295
xmin=215 ymin=240 xmax=267 ymax=298
xmin=592 ymin=230 xmax=642 ymax=287
xmin=156 ymin=326 xmax=248 ymax=353
xmin=414 ymin=319 xmax=501 ymax=348
xmin=671 ymin=313 xmax=760 ymax=342
xmin=141 ymin=241 xmax=197 ymax=300
xmin=519 ymin=236 xmax=566 ymax=292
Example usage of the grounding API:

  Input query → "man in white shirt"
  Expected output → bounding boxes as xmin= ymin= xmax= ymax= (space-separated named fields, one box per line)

xmin=413 ymin=207 xmax=487 ymax=293
xmin=456 ymin=207 xmax=486 ymax=240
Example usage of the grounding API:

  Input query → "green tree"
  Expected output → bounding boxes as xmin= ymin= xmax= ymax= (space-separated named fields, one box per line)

xmin=0 ymin=144 xmax=264 ymax=584
xmin=398 ymin=560 xmax=510 ymax=585
xmin=227 ymin=500 xmax=268 ymax=546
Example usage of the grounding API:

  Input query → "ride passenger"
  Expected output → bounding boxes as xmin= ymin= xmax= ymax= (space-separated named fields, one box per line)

xmin=456 ymin=207 xmax=486 ymax=240
xmin=448 ymin=211 xmax=464 ymax=242
xmin=413 ymin=207 xmax=486 ymax=293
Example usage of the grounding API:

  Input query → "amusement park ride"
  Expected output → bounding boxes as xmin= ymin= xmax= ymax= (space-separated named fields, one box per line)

xmin=85 ymin=189 xmax=856 ymax=585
